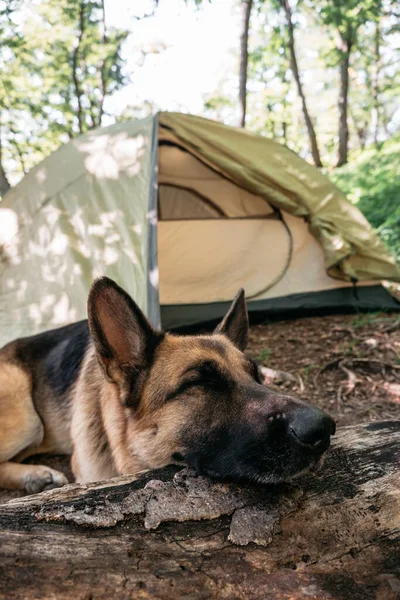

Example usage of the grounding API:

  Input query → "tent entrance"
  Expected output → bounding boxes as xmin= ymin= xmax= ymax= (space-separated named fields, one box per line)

xmin=154 ymin=124 xmax=400 ymax=329
xmin=157 ymin=143 xmax=292 ymax=305
xmin=157 ymin=218 xmax=292 ymax=304
xmin=158 ymin=183 xmax=227 ymax=219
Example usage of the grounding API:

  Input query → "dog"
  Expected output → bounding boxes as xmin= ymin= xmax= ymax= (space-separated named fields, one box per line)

xmin=0 ymin=277 xmax=335 ymax=493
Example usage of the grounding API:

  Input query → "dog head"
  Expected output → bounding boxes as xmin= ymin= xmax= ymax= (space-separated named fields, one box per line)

xmin=88 ymin=277 xmax=336 ymax=484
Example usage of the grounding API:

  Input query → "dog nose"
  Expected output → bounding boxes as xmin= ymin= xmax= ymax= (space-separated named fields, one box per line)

xmin=288 ymin=407 xmax=336 ymax=449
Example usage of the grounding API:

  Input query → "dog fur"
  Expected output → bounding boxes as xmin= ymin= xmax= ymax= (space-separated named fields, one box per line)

xmin=0 ymin=277 xmax=335 ymax=493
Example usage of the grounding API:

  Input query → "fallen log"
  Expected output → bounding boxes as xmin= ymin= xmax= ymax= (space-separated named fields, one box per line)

xmin=0 ymin=421 xmax=399 ymax=600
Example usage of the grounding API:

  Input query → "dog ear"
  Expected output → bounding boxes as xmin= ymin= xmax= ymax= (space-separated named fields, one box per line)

xmin=87 ymin=277 xmax=162 ymax=400
xmin=214 ymin=288 xmax=248 ymax=351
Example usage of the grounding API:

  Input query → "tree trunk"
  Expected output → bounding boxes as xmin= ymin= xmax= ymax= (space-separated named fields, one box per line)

xmin=239 ymin=0 xmax=253 ymax=128
xmin=371 ymin=20 xmax=381 ymax=145
xmin=0 ymin=121 xmax=11 ymax=197
xmin=98 ymin=0 xmax=107 ymax=127
xmin=9 ymin=126 xmax=27 ymax=175
xmin=0 ymin=162 xmax=10 ymax=198
xmin=71 ymin=1 xmax=86 ymax=134
xmin=350 ymin=109 xmax=367 ymax=150
xmin=280 ymin=0 xmax=323 ymax=167
xmin=1 ymin=422 xmax=399 ymax=600
xmin=337 ymin=35 xmax=353 ymax=167
xmin=282 ymin=120 xmax=287 ymax=143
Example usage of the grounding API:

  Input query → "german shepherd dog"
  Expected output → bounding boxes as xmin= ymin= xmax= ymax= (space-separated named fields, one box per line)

xmin=0 ymin=277 xmax=335 ymax=494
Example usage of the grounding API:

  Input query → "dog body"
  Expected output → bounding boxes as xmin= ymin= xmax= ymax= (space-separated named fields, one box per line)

xmin=0 ymin=278 xmax=335 ymax=493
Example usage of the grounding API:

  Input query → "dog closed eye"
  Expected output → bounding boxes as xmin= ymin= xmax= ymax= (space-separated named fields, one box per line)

xmin=166 ymin=361 xmax=231 ymax=401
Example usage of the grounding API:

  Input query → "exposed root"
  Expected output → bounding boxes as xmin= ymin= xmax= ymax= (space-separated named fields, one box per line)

xmin=379 ymin=320 xmax=400 ymax=334
xmin=331 ymin=327 xmax=363 ymax=341
xmin=314 ymin=358 xmax=341 ymax=384
xmin=260 ymin=366 xmax=297 ymax=385
xmin=349 ymin=357 xmax=400 ymax=368
xmin=316 ymin=357 xmax=400 ymax=407
xmin=296 ymin=373 xmax=305 ymax=393
xmin=338 ymin=360 xmax=359 ymax=396
xmin=335 ymin=360 xmax=359 ymax=415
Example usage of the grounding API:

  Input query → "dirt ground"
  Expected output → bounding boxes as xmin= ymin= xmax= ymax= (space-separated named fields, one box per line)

xmin=1 ymin=310 xmax=399 ymax=504
xmin=247 ymin=311 xmax=400 ymax=426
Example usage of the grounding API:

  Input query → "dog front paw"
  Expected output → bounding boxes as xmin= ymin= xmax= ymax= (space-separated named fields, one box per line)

xmin=23 ymin=467 xmax=68 ymax=494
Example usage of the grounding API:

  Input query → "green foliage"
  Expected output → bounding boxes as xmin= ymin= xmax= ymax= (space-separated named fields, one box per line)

xmin=203 ymin=96 xmax=234 ymax=111
xmin=0 ymin=0 xmax=129 ymax=185
xmin=301 ymin=363 xmax=318 ymax=379
xmin=351 ymin=313 xmax=376 ymax=329
xmin=247 ymin=1 xmax=293 ymax=143
xmin=242 ymin=0 xmax=400 ymax=166
xmin=352 ymin=313 xmax=398 ymax=329
xmin=39 ymin=0 xmax=128 ymax=133
xmin=329 ymin=138 xmax=400 ymax=262
xmin=1 ymin=0 xmax=400 ymax=190
xmin=317 ymin=0 xmax=380 ymax=38
xmin=257 ymin=347 xmax=273 ymax=362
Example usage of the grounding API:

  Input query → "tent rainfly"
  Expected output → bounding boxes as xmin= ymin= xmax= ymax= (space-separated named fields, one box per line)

xmin=0 ymin=112 xmax=399 ymax=347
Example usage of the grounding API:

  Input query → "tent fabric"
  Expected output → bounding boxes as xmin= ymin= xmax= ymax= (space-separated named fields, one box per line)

xmin=0 ymin=116 xmax=157 ymax=346
xmin=158 ymin=218 xmax=290 ymax=303
xmin=157 ymin=211 xmax=374 ymax=306
xmin=158 ymin=143 xmax=274 ymax=218
xmin=156 ymin=141 xmax=379 ymax=307
xmin=159 ymin=113 xmax=400 ymax=283
xmin=0 ymin=111 xmax=399 ymax=348
xmin=161 ymin=285 xmax=400 ymax=331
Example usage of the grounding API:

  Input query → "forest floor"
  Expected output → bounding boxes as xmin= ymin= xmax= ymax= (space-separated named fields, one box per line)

xmin=247 ymin=310 xmax=400 ymax=427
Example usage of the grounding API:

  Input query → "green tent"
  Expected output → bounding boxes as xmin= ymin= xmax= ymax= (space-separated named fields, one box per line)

xmin=0 ymin=112 xmax=399 ymax=346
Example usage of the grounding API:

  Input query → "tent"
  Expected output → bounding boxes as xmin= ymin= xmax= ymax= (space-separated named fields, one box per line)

xmin=0 ymin=112 xmax=399 ymax=347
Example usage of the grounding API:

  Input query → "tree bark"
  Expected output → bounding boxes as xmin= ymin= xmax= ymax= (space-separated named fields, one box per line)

xmin=280 ymin=0 xmax=323 ymax=167
xmin=9 ymin=126 xmax=27 ymax=175
xmin=337 ymin=34 xmax=353 ymax=167
xmin=71 ymin=1 xmax=86 ymax=134
xmin=0 ymin=120 xmax=11 ymax=197
xmin=1 ymin=422 xmax=399 ymax=599
xmin=350 ymin=109 xmax=367 ymax=150
xmin=0 ymin=162 xmax=10 ymax=197
xmin=239 ymin=0 xmax=253 ymax=128
xmin=371 ymin=19 xmax=381 ymax=145
xmin=98 ymin=0 xmax=108 ymax=127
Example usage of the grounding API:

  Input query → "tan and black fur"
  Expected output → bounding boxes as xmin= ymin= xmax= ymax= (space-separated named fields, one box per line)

xmin=0 ymin=277 xmax=335 ymax=493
